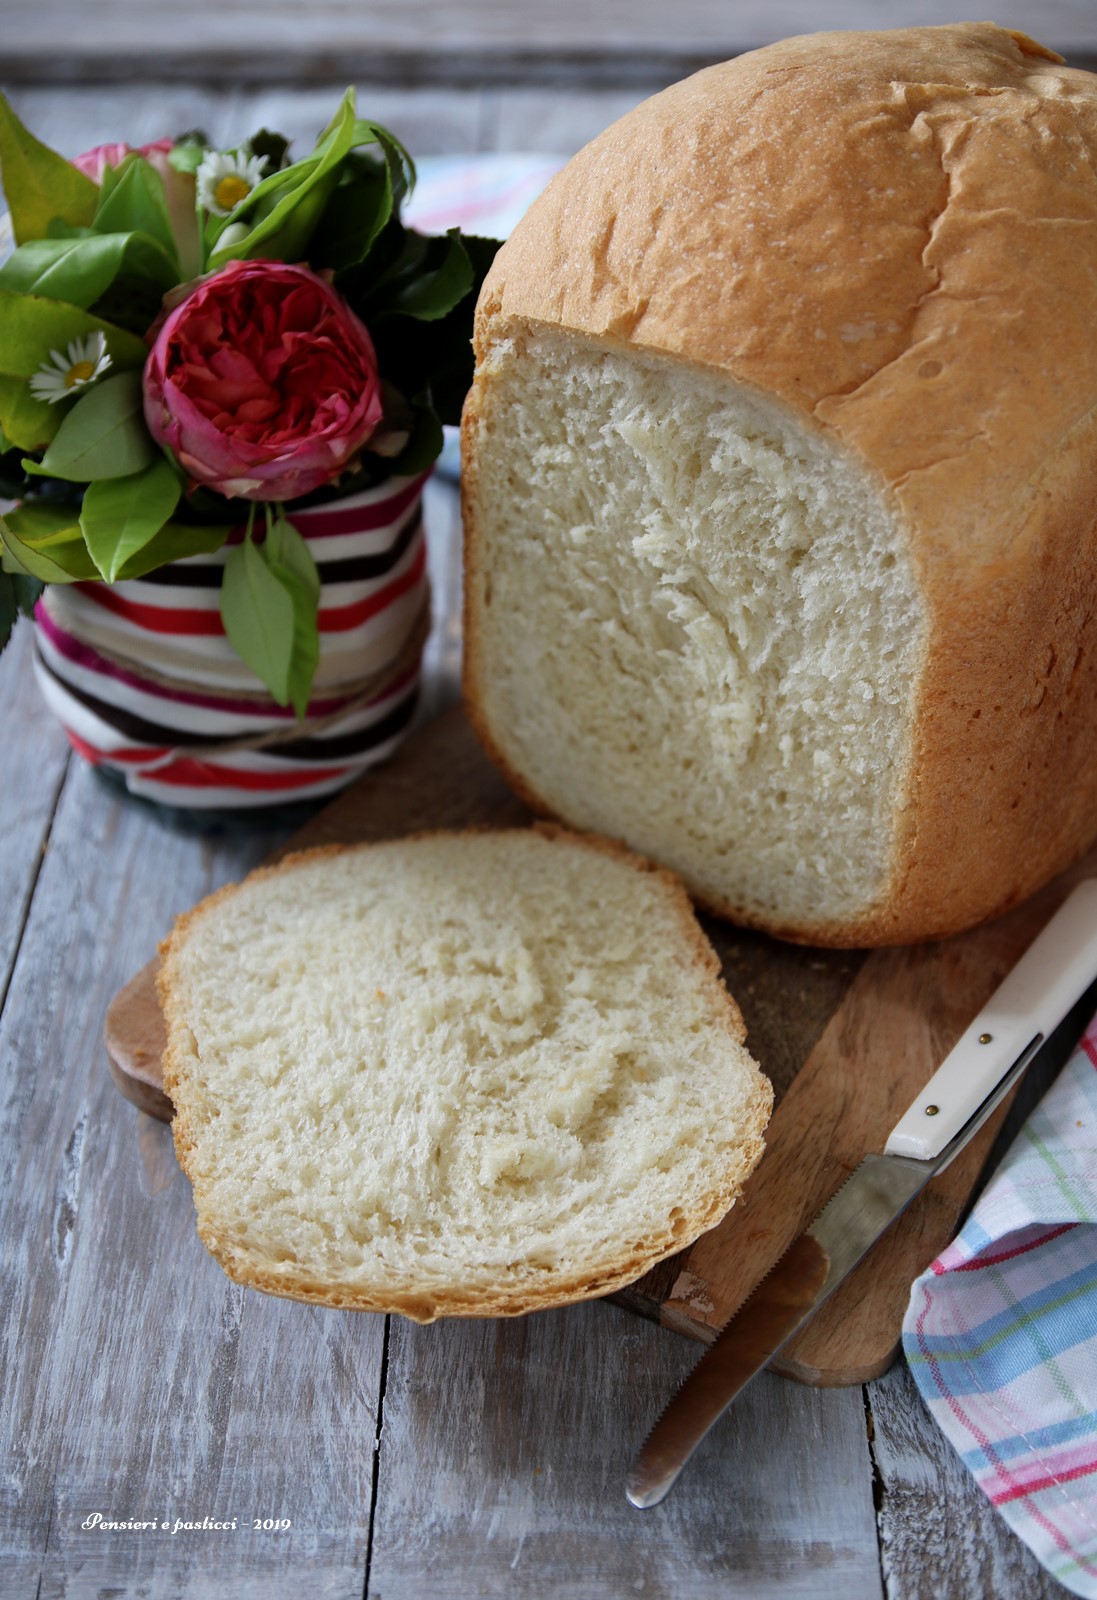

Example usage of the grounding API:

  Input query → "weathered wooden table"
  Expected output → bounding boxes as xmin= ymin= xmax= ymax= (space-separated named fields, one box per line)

xmin=0 ymin=52 xmax=1078 ymax=1600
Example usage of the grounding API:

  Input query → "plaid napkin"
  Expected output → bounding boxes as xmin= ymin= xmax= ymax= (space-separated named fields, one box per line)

xmin=903 ymin=1016 xmax=1097 ymax=1596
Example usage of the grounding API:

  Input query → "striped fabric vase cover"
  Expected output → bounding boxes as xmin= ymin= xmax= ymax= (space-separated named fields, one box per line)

xmin=33 ymin=472 xmax=430 ymax=809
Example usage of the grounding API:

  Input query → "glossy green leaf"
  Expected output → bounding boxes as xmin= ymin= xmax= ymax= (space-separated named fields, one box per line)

xmin=12 ymin=569 xmax=43 ymax=614
xmin=79 ymin=456 xmax=182 ymax=580
xmin=0 ymin=290 xmax=149 ymax=378
xmin=207 ymin=89 xmax=359 ymax=267
xmin=0 ymin=372 xmax=59 ymax=451
xmin=306 ymin=153 xmax=393 ymax=273
xmin=268 ymin=559 xmax=319 ymax=718
xmin=387 ymin=230 xmax=473 ymax=321
xmin=0 ymin=573 xmax=15 ymax=649
xmin=350 ymin=119 xmax=415 ymax=200
xmin=167 ymin=139 xmax=207 ymax=176
xmin=44 ymin=219 xmax=93 ymax=241
xmin=94 ymin=157 xmax=178 ymax=267
xmin=263 ymin=514 xmax=321 ymax=714
xmin=220 ymin=535 xmax=295 ymax=704
xmin=0 ymin=566 xmax=45 ymax=648
xmin=0 ymin=570 xmax=42 ymax=648
xmin=113 ymin=515 xmax=233 ymax=580
xmin=0 ymin=92 xmax=98 ymax=244
xmin=265 ymin=514 xmax=320 ymax=603
xmin=38 ymin=371 xmax=154 ymax=483
xmin=384 ymin=397 xmax=443 ymax=476
xmin=0 ymin=231 xmax=177 ymax=309
xmin=247 ymin=129 xmax=290 ymax=173
xmin=0 ymin=499 xmax=97 ymax=582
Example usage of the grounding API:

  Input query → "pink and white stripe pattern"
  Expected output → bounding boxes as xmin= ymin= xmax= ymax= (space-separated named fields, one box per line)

xmin=904 ymin=1015 xmax=1097 ymax=1596
xmin=33 ymin=472 xmax=430 ymax=808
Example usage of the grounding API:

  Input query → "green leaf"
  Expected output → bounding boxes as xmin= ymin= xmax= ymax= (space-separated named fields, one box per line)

xmin=0 ymin=290 xmax=149 ymax=378
xmin=38 ymin=371 xmax=153 ymax=483
xmin=93 ymin=157 xmax=178 ymax=268
xmin=361 ymin=230 xmax=502 ymax=431
xmin=247 ymin=129 xmax=291 ymax=173
xmin=388 ymin=230 xmax=473 ymax=321
xmin=0 ymin=92 xmax=99 ymax=244
xmin=293 ymin=120 xmax=414 ymax=279
xmin=0 ymin=231 xmax=177 ymax=308
xmin=306 ymin=153 xmax=393 ymax=273
xmin=79 ymin=456 xmax=182 ymax=580
xmin=0 ymin=566 xmax=44 ymax=647
xmin=384 ymin=397 xmax=444 ymax=476
xmin=113 ymin=512 xmax=231 ymax=576
xmin=0 ymin=573 xmax=15 ymax=649
xmin=12 ymin=569 xmax=43 ymax=614
xmin=220 ymin=535 xmax=295 ymax=704
xmin=350 ymin=119 xmax=415 ymax=203
xmin=114 ymin=514 xmax=232 ymax=580
xmin=263 ymin=515 xmax=322 ymax=715
xmin=268 ymin=559 xmax=319 ymax=717
xmin=45 ymin=219 xmax=93 ymax=241
xmin=0 ymin=499 xmax=97 ymax=581
xmin=0 ymin=372 xmax=58 ymax=451
xmin=265 ymin=514 xmax=320 ymax=603
xmin=207 ymin=89 xmax=360 ymax=267
xmin=167 ymin=134 xmax=209 ymax=176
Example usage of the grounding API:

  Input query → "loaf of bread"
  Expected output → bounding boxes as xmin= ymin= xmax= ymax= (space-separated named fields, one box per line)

xmin=159 ymin=828 xmax=771 ymax=1321
xmin=462 ymin=23 xmax=1097 ymax=947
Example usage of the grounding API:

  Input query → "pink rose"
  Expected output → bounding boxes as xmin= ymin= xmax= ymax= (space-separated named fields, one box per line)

xmin=72 ymin=138 xmax=175 ymax=184
xmin=142 ymin=259 xmax=385 ymax=501
xmin=73 ymin=139 xmax=200 ymax=278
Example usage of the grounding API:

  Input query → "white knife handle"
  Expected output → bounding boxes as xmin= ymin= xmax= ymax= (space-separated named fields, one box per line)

xmin=885 ymin=879 xmax=1097 ymax=1161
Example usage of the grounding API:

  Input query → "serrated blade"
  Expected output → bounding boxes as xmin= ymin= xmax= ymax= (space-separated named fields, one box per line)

xmin=625 ymin=1153 xmax=930 ymax=1509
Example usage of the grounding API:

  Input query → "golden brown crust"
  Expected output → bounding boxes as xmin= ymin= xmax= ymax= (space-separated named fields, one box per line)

xmin=463 ymin=22 xmax=1097 ymax=947
xmin=159 ymin=827 xmax=772 ymax=1321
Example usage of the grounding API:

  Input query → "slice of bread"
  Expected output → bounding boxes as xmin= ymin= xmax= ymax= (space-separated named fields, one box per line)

xmin=463 ymin=24 xmax=1097 ymax=947
xmin=158 ymin=827 xmax=771 ymax=1322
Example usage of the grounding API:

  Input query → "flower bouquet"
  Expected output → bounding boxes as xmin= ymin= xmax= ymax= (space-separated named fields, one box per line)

xmin=0 ymin=92 xmax=498 ymax=808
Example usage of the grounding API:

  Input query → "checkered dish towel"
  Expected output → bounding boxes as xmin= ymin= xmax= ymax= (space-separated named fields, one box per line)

xmin=903 ymin=1017 xmax=1097 ymax=1595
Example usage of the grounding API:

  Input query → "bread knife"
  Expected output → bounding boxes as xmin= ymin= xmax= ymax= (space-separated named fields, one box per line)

xmin=627 ymin=878 xmax=1097 ymax=1509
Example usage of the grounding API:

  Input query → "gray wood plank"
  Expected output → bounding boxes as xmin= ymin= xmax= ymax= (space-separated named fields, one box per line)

xmin=0 ymin=82 xmax=633 ymax=172
xmin=486 ymin=88 xmax=645 ymax=157
xmin=0 ymin=72 xmax=1047 ymax=1600
xmin=0 ymin=620 xmax=69 ymax=1003
xmin=0 ymin=85 xmax=486 ymax=162
xmin=368 ymin=1303 xmax=883 ymax=1599
xmin=869 ymin=1361 xmax=1061 ymax=1600
xmin=0 ymin=754 xmax=386 ymax=1598
xmin=4 ymin=1 xmax=1097 ymax=84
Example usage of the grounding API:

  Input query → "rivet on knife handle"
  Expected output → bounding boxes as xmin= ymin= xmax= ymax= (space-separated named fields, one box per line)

xmin=627 ymin=879 xmax=1097 ymax=1509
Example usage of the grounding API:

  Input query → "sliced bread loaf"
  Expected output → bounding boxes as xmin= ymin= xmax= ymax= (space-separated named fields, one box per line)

xmin=463 ymin=23 xmax=1097 ymax=947
xmin=159 ymin=827 xmax=771 ymax=1321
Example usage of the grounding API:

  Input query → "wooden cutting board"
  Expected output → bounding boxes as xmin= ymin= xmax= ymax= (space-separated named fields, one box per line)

xmin=105 ymin=702 xmax=1097 ymax=1385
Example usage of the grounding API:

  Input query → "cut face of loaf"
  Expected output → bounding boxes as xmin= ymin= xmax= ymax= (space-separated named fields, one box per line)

xmin=463 ymin=24 xmax=1097 ymax=946
xmin=465 ymin=324 xmax=925 ymax=941
xmin=159 ymin=829 xmax=771 ymax=1322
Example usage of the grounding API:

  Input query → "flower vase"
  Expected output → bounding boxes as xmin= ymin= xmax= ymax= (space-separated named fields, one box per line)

xmin=32 ymin=472 xmax=430 ymax=812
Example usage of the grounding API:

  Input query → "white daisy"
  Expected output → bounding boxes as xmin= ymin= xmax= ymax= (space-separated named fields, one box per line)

xmin=197 ymin=150 xmax=267 ymax=217
xmin=29 ymin=332 xmax=111 ymax=405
